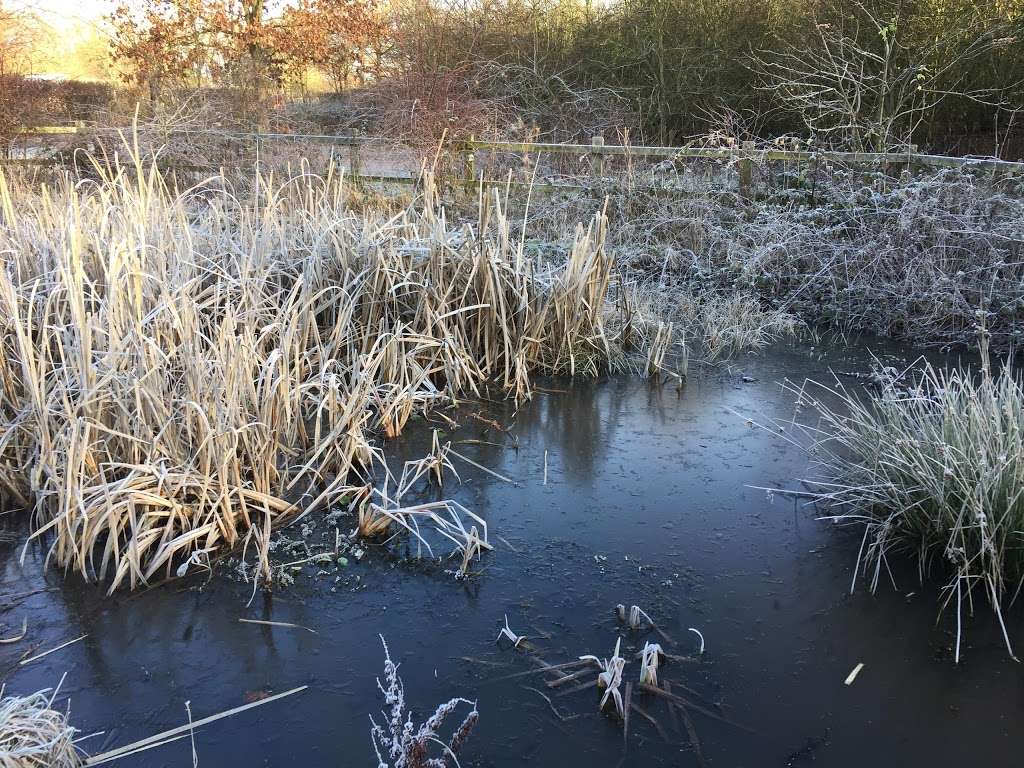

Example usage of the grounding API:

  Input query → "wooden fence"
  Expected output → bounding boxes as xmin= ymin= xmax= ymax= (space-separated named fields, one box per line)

xmin=463 ymin=136 xmax=1024 ymax=196
xmin=7 ymin=127 xmax=1024 ymax=196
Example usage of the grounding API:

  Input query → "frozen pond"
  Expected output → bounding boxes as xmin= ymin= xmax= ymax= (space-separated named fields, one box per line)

xmin=1 ymin=337 xmax=1021 ymax=766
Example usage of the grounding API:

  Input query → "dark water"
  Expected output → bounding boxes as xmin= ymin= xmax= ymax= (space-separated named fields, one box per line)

xmin=2 ymin=338 xmax=1022 ymax=767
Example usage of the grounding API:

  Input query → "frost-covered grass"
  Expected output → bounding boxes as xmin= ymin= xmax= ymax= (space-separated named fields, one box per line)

xmin=511 ymin=164 xmax=1024 ymax=350
xmin=370 ymin=636 xmax=478 ymax=767
xmin=629 ymin=287 xmax=799 ymax=361
xmin=0 ymin=159 xmax=620 ymax=590
xmin=794 ymin=358 xmax=1024 ymax=660
xmin=0 ymin=687 xmax=82 ymax=768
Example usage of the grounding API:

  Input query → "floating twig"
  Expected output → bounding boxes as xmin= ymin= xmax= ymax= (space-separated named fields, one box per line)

xmin=545 ymin=667 xmax=597 ymax=688
xmin=623 ymin=681 xmax=633 ymax=746
xmin=0 ymin=617 xmax=27 ymax=644
xmin=238 ymin=618 xmax=317 ymax=633
xmin=553 ymin=679 xmax=598 ymax=698
xmin=666 ymin=681 xmax=708 ymax=768
xmin=844 ymin=662 xmax=864 ymax=685
xmin=630 ymin=701 xmax=670 ymax=742
xmin=468 ymin=412 xmax=510 ymax=433
xmin=487 ymin=658 xmax=593 ymax=683
xmin=523 ymin=686 xmax=577 ymax=722
xmin=447 ymin=448 xmax=517 ymax=485
xmin=496 ymin=536 xmax=520 ymax=553
xmin=637 ymin=683 xmax=752 ymax=733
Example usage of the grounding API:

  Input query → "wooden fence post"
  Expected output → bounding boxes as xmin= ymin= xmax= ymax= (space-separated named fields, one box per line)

xmin=349 ymin=130 xmax=362 ymax=180
xmin=738 ymin=140 xmax=755 ymax=199
xmin=904 ymin=143 xmax=918 ymax=183
xmin=464 ymin=135 xmax=476 ymax=190
xmin=592 ymin=135 xmax=605 ymax=178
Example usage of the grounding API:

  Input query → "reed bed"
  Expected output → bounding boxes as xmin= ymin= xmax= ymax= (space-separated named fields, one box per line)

xmin=794 ymin=359 xmax=1024 ymax=659
xmin=0 ymin=153 xmax=619 ymax=590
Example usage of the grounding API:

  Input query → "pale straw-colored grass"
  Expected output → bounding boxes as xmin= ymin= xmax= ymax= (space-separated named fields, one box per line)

xmin=0 ymin=150 xmax=617 ymax=590
xmin=0 ymin=685 xmax=82 ymax=768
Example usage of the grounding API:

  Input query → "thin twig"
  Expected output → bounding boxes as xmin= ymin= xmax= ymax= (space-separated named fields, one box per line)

xmin=19 ymin=634 xmax=87 ymax=666
xmin=238 ymin=618 xmax=317 ymax=633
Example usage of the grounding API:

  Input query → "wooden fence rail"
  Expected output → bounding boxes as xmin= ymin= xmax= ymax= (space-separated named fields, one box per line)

xmin=464 ymin=136 xmax=1024 ymax=173
xmin=7 ymin=127 xmax=1024 ymax=196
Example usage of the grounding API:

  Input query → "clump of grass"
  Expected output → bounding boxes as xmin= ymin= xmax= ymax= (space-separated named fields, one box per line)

xmin=358 ymin=488 xmax=492 ymax=578
xmin=639 ymin=642 xmax=664 ymax=686
xmin=0 ymin=149 xmax=617 ymax=590
xmin=674 ymin=292 xmax=799 ymax=360
xmin=794 ymin=358 xmax=1024 ymax=660
xmin=0 ymin=686 xmax=82 ymax=768
xmin=580 ymin=637 xmax=627 ymax=718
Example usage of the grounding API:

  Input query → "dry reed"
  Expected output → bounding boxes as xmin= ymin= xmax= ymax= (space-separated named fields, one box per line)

xmin=0 ymin=686 xmax=82 ymax=768
xmin=0 ymin=148 xmax=617 ymax=590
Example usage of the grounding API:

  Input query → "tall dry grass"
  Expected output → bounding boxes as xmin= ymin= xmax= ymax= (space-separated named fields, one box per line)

xmin=0 ymin=153 xmax=618 ymax=590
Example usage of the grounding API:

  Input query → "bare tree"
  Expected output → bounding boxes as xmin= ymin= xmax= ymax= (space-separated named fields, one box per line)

xmin=0 ymin=2 xmax=47 ymax=156
xmin=752 ymin=2 xmax=1005 ymax=152
xmin=0 ymin=2 xmax=40 ymax=78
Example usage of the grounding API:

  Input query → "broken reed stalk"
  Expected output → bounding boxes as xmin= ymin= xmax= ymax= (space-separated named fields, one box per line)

xmin=0 ymin=149 xmax=621 ymax=590
xmin=395 ymin=430 xmax=459 ymax=497
xmin=487 ymin=658 xmax=593 ymax=683
xmin=19 ymin=635 xmax=88 ymax=666
xmin=83 ymin=685 xmax=307 ymax=765
xmin=665 ymin=681 xmax=707 ymax=768
xmin=636 ymin=684 xmax=749 ymax=731
xmin=359 ymin=486 xmax=492 ymax=577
